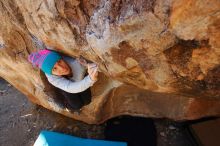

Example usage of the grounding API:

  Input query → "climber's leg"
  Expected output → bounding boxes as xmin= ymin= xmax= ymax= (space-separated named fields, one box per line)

xmin=60 ymin=90 xmax=84 ymax=111
xmin=79 ymin=87 xmax=92 ymax=106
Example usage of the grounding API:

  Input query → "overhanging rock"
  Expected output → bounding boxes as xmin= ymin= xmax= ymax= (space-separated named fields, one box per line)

xmin=0 ymin=0 xmax=219 ymax=124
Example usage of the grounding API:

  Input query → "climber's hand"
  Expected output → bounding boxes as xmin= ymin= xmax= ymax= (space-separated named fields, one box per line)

xmin=77 ymin=56 xmax=88 ymax=67
xmin=88 ymin=63 xmax=98 ymax=81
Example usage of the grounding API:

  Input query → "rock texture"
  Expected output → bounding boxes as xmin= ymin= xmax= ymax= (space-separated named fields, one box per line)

xmin=0 ymin=0 xmax=219 ymax=124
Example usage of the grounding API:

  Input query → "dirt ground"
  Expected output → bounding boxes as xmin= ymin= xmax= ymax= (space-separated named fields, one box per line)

xmin=0 ymin=78 xmax=193 ymax=146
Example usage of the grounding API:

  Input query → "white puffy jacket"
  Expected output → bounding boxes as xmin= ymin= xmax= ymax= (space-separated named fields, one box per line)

xmin=45 ymin=55 xmax=96 ymax=93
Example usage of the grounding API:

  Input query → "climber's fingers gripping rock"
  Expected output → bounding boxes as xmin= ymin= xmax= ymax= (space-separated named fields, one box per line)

xmin=76 ymin=56 xmax=88 ymax=67
xmin=88 ymin=63 xmax=98 ymax=81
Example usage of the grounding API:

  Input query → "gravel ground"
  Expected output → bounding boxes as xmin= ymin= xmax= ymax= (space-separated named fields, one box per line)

xmin=0 ymin=78 xmax=193 ymax=146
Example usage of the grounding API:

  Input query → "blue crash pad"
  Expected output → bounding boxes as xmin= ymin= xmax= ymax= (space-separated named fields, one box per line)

xmin=34 ymin=130 xmax=127 ymax=146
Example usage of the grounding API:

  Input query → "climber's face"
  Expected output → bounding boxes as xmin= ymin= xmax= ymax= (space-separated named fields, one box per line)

xmin=52 ymin=59 xmax=71 ymax=76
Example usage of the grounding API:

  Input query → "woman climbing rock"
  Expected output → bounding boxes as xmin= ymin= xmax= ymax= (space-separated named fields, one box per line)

xmin=28 ymin=49 xmax=98 ymax=114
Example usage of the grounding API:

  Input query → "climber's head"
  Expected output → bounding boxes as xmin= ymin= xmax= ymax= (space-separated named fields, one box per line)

xmin=28 ymin=49 xmax=71 ymax=76
xmin=51 ymin=59 xmax=71 ymax=76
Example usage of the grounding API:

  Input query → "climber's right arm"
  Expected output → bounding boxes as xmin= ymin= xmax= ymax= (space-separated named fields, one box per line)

xmin=45 ymin=74 xmax=96 ymax=93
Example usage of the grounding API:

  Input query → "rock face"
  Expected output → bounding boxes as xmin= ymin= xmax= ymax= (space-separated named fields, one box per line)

xmin=0 ymin=0 xmax=219 ymax=124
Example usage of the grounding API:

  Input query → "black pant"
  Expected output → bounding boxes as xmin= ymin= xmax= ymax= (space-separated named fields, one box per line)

xmin=58 ymin=87 xmax=92 ymax=111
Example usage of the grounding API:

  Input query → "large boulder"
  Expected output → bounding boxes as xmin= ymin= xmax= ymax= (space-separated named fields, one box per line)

xmin=0 ymin=0 xmax=219 ymax=124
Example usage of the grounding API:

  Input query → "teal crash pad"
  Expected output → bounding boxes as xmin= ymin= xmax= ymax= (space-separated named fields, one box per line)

xmin=34 ymin=130 xmax=127 ymax=146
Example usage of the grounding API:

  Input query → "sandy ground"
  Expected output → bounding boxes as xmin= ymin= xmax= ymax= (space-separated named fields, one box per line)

xmin=0 ymin=78 xmax=193 ymax=146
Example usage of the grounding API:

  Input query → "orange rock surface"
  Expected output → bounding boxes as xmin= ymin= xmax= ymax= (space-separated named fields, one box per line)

xmin=0 ymin=0 xmax=219 ymax=124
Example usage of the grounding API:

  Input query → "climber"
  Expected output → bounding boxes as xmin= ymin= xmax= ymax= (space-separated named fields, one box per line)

xmin=28 ymin=49 xmax=98 ymax=114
